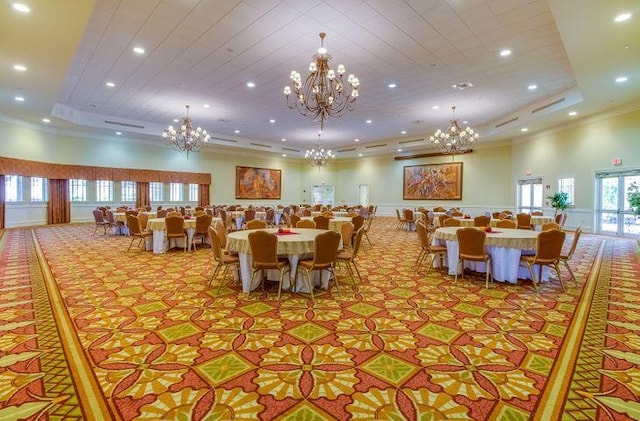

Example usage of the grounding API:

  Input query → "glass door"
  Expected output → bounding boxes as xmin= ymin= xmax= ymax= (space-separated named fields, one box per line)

xmin=517 ymin=177 xmax=543 ymax=214
xmin=311 ymin=185 xmax=335 ymax=207
xmin=596 ymin=171 xmax=640 ymax=236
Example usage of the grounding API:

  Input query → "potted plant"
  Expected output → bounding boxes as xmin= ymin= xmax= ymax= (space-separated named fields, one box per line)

xmin=628 ymin=182 xmax=640 ymax=216
xmin=548 ymin=192 xmax=570 ymax=216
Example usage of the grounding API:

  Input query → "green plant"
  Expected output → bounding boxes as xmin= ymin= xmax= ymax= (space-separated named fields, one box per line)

xmin=628 ymin=182 xmax=640 ymax=216
xmin=548 ymin=192 xmax=570 ymax=214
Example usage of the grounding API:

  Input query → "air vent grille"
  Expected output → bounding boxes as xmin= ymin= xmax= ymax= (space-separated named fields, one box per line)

xmin=337 ymin=147 xmax=356 ymax=152
xmin=531 ymin=98 xmax=565 ymax=114
xmin=365 ymin=144 xmax=387 ymax=149
xmin=399 ymin=138 xmax=424 ymax=145
xmin=214 ymin=137 xmax=237 ymax=143
xmin=282 ymin=147 xmax=301 ymax=152
xmin=249 ymin=142 xmax=272 ymax=148
xmin=495 ymin=117 xmax=519 ymax=128
xmin=104 ymin=120 xmax=145 ymax=129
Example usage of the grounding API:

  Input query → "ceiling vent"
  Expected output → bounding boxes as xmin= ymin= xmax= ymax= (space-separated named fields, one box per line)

xmin=365 ymin=144 xmax=387 ymax=149
xmin=531 ymin=98 xmax=565 ymax=114
xmin=213 ymin=137 xmax=237 ymax=143
xmin=250 ymin=142 xmax=272 ymax=148
xmin=282 ymin=147 xmax=301 ymax=152
xmin=451 ymin=81 xmax=474 ymax=90
xmin=399 ymin=138 xmax=424 ymax=145
xmin=494 ymin=116 xmax=519 ymax=128
xmin=337 ymin=147 xmax=356 ymax=152
xmin=104 ymin=120 xmax=145 ymax=129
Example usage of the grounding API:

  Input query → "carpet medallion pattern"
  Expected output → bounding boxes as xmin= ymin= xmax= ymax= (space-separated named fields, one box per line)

xmin=0 ymin=219 xmax=638 ymax=420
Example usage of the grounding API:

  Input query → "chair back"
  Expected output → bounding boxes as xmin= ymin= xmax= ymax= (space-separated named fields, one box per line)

xmin=125 ymin=210 xmax=138 ymax=216
xmin=178 ymin=206 xmax=186 ymax=216
xmin=495 ymin=219 xmax=516 ymax=229
xmin=416 ymin=220 xmax=428 ymax=249
xmin=105 ymin=210 xmax=116 ymax=224
xmin=532 ymin=211 xmax=544 ymax=216
xmin=403 ymin=209 xmax=415 ymax=221
xmin=565 ymin=226 xmax=582 ymax=259
xmin=535 ymin=229 xmax=566 ymax=263
xmin=265 ymin=208 xmax=275 ymax=224
xmin=208 ymin=226 xmax=224 ymax=262
xmin=474 ymin=215 xmax=490 ymax=227
xmin=214 ymin=221 xmax=228 ymax=249
xmin=157 ymin=209 xmax=167 ymax=218
xmin=352 ymin=215 xmax=365 ymax=231
xmin=167 ymin=211 xmax=181 ymax=218
xmin=302 ymin=208 xmax=312 ymax=216
xmin=443 ymin=218 xmax=461 ymax=227
xmin=351 ymin=227 xmax=365 ymax=258
xmin=395 ymin=209 xmax=402 ymax=220
xmin=289 ymin=214 xmax=301 ymax=228
xmin=93 ymin=209 xmax=105 ymax=223
xmin=195 ymin=206 xmax=204 ymax=212
xmin=438 ymin=214 xmax=450 ymax=226
xmin=193 ymin=210 xmax=207 ymax=217
xmin=555 ymin=213 xmax=566 ymax=226
xmin=492 ymin=211 xmax=502 ymax=219
xmin=456 ymin=227 xmax=487 ymax=257
xmin=434 ymin=206 xmax=446 ymax=212
xmin=541 ymin=222 xmax=561 ymax=231
xmin=297 ymin=219 xmax=316 ymax=228
xmin=313 ymin=215 xmax=330 ymax=230
xmin=165 ymin=215 xmax=185 ymax=235
xmin=340 ymin=222 xmax=355 ymax=249
xmin=451 ymin=211 xmax=463 ymax=217
xmin=138 ymin=212 xmax=149 ymax=229
xmin=246 ymin=219 xmax=267 ymax=230
xmin=248 ymin=231 xmax=279 ymax=269
xmin=516 ymin=213 xmax=532 ymax=229
xmin=195 ymin=214 xmax=213 ymax=234
xmin=311 ymin=230 xmax=341 ymax=270
xmin=126 ymin=215 xmax=142 ymax=235
xmin=244 ymin=209 xmax=256 ymax=222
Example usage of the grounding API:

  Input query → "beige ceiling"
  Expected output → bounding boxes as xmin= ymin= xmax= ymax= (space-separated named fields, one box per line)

xmin=1 ymin=0 xmax=639 ymax=158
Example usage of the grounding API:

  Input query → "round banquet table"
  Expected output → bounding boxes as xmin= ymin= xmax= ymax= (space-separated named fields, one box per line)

xmin=432 ymin=226 xmax=548 ymax=283
xmin=146 ymin=217 xmax=222 ymax=253
xmin=226 ymin=228 xmax=342 ymax=293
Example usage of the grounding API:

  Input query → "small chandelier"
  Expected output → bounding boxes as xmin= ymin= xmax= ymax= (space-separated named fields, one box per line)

xmin=305 ymin=132 xmax=334 ymax=168
xmin=162 ymin=105 xmax=210 ymax=158
xmin=284 ymin=32 xmax=359 ymax=132
xmin=429 ymin=106 xmax=479 ymax=154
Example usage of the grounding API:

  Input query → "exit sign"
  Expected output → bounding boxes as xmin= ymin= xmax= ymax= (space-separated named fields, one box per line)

xmin=613 ymin=158 xmax=622 ymax=166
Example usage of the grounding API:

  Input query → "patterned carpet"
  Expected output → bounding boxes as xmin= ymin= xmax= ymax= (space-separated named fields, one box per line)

xmin=0 ymin=218 xmax=638 ymax=420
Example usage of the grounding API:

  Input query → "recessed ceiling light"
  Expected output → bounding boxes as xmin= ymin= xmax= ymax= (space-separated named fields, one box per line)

xmin=173 ymin=118 xmax=179 ymax=123
xmin=366 ymin=120 xmax=372 ymax=124
xmin=105 ymin=82 xmax=115 ymax=87
xmin=432 ymin=105 xmax=439 ymax=110
xmin=401 ymin=130 xmax=406 ymax=134
xmin=203 ymin=104 xmax=210 ymax=108
xmin=14 ymin=96 xmax=24 ymax=102
xmin=246 ymin=81 xmax=255 ymax=88
xmin=354 ymin=138 xmax=360 ymax=142
xmin=133 ymin=46 xmax=145 ymax=54
xmin=13 ymin=64 xmax=27 ymax=71
xmin=12 ymin=3 xmax=30 ymax=13
xmin=528 ymin=84 xmax=537 ymax=90
xmin=116 ymin=131 xmax=122 ymax=135
xmin=397 ymin=148 xmax=402 ymax=152
xmin=500 ymin=49 xmax=512 ymax=57
xmin=568 ymin=111 xmax=578 ymax=116
xmin=282 ymin=154 xmax=287 ymax=157
xmin=615 ymin=76 xmax=628 ymax=83
xmin=462 ymin=120 xmax=468 ymax=124
xmin=388 ymin=83 xmax=396 ymax=88
xmin=521 ymin=127 xmax=528 ymax=132
xmin=281 ymin=138 xmax=286 ymax=142
xmin=42 ymin=118 xmax=50 ymax=123
xmin=358 ymin=153 xmax=363 ymax=157
xmin=269 ymin=119 xmax=275 ymax=123
xmin=234 ymin=129 xmax=240 ymax=134
xmin=614 ymin=12 xmax=632 ymax=22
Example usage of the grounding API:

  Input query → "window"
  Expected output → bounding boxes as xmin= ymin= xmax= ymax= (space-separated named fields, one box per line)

xmin=30 ymin=177 xmax=47 ymax=202
xmin=170 ymin=183 xmax=183 ymax=202
xmin=96 ymin=180 xmax=113 ymax=202
xmin=189 ymin=184 xmax=198 ymax=202
xmin=150 ymin=182 xmax=163 ymax=202
xmin=70 ymin=179 xmax=87 ymax=202
xmin=558 ymin=177 xmax=575 ymax=206
xmin=5 ymin=175 xmax=23 ymax=202
xmin=121 ymin=181 xmax=136 ymax=202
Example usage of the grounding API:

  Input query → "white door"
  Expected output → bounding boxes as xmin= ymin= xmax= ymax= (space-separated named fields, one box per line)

xmin=358 ymin=184 xmax=369 ymax=207
xmin=596 ymin=170 xmax=640 ymax=237
xmin=517 ymin=177 xmax=543 ymax=214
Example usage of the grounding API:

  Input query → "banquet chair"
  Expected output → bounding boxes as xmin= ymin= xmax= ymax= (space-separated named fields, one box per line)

xmin=302 ymin=208 xmax=312 ymax=217
xmin=192 ymin=214 xmax=213 ymax=249
xmin=138 ymin=212 xmax=149 ymax=230
xmin=92 ymin=209 xmax=109 ymax=235
xmin=415 ymin=221 xmax=447 ymax=276
xmin=313 ymin=215 xmax=330 ymax=230
xmin=208 ymin=226 xmax=241 ymax=294
xmin=340 ymin=222 xmax=355 ymax=250
xmin=555 ymin=213 xmax=567 ymax=227
xmin=559 ymin=226 xmax=582 ymax=287
xmin=195 ymin=206 xmax=204 ymax=212
xmin=156 ymin=209 xmax=167 ymax=218
xmin=395 ymin=209 xmax=408 ymax=230
xmin=179 ymin=206 xmax=186 ymax=216
xmin=531 ymin=211 xmax=544 ymax=216
xmin=362 ymin=214 xmax=375 ymax=245
xmin=167 ymin=211 xmax=181 ymax=218
xmin=451 ymin=211 xmax=464 ymax=217
xmin=520 ymin=228 xmax=566 ymax=293
xmin=248 ymin=230 xmax=291 ymax=300
xmin=298 ymin=230 xmax=341 ymax=301
xmin=337 ymin=227 xmax=365 ymax=284
xmin=516 ymin=213 xmax=533 ymax=230
xmin=541 ymin=222 xmax=561 ymax=231
xmin=492 ymin=211 xmax=502 ymax=219
xmin=402 ymin=209 xmax=416 ymax=230
xmin=474 ymin=215 xmax=491 ymax=227
xmin=433 ymin=206 xmax=447 ymax=212
xmin=165 ymin=215 xmax=187 ymax=252
xmin=144 ymin=206 xmax=152 ymax=212
xmin=289 ymin=214 xmax=301 ymax=229
xmin=437 ymin=214 xmax=450 ymax=227
xmin=105 ymin=210 xmax=123 ymax=235
xmin=126 ymin=215 xmax=152 ymax=252
xmin=455 ymin=227 xmax=493 ymax=288
xmin=443 ymin=218 xmax=461 ymax=227
xmin=495 ymin=219 xmax=517 ymax=229
xmin=265 ymin=208 xmax=276 ymax=227
xmin=244 ymin=208 xmax=256 ymax=223
xmin=125 ymin=209 xmax=138 ymax=216
xmin=296 ymin=219 xmax=316 ymax=229
xmin=193 ymin=210 xmax=207 ymax=217
xmin=246 ymin=219 xmax=267 ymax=230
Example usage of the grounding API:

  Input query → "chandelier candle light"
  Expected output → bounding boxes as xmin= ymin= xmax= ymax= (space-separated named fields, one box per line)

xmin=284 ymin=32 xmax=359 ymax=167
xmin=162 ymin=105 xmax=211 ymax=159
xmin=429 ymin=106 xmax=478 ymax=155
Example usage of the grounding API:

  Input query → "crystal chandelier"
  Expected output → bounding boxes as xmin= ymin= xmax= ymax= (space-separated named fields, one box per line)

xmin=162 ymin=105 xmax=210 ymax=159
xmin=305 ymin=132 xmax=334 ymax=167
xmin=429 ymin=106 xmax=479 ymax=154
xmin=283 ymin=32 xmax=359 ymax=132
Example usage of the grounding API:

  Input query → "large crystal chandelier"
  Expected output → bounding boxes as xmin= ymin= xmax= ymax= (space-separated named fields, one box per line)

xmin=162 ymin=105 xmax=211 ymax=159
xmin=284 ymin=32 xmax=360 ymax=132
xmin=305 ymin=132 xmax=334 ymax=167
xmin=429 ymin=106 xmax=479 ymax=155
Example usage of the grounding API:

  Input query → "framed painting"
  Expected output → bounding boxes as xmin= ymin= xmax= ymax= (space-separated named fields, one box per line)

xmin=403 ymin=162 xmax=463 ymax=200
xmin=235 ymin=166 xmax=282 ymax=199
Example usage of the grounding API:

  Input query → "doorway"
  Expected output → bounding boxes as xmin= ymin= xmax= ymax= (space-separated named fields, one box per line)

xmin=517 ymin=177 xmax=543 ymax=214
xmin=596 ymin=170 xmax=640 ymax=236
xmin=358 ymin=184 xmax=369 ymax=207
xmin=311 ymin=185 xmax=335 ymax=207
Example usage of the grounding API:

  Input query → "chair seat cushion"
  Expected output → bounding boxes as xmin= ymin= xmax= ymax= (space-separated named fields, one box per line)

xmin=461 ymin=253 xmax=490 ymax=261
xmin=430 ymin=245 xmax=447 ymax=252
xmin=337 ymin=250 xmax=353 ymax=259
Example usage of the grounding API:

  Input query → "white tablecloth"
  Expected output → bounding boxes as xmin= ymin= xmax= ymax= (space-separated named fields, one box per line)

xmin=226 ymin=228 xmax=342 ymax=293
xmin=146 ymin=217 xmax=221 ymax=253
xmin=432 ymin=227 xmax=548 ymax=283
xmin=301 ymin=216 xmax=353 ymax=232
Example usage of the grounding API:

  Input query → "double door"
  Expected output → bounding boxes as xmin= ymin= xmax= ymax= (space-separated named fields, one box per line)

xmin=596 ymin=171 xmax=640 ymax=236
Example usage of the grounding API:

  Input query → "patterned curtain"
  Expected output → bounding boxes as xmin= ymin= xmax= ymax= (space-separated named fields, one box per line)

xmin=198 ymin=184 xmax=210 ymax=207
xmin=47 ymin=179 xmax=70 ymax=224
xmin=136 ymin=182 xmax=150 ymax=209
xmin=0 ymin=175 xmax=5 ymax=229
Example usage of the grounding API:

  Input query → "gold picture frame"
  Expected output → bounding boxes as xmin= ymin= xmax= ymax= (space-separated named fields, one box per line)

xmin=403 ymin=162 xmax=463 ymax=200
xmin=235 ymin=166 xmax=282 ymax=199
